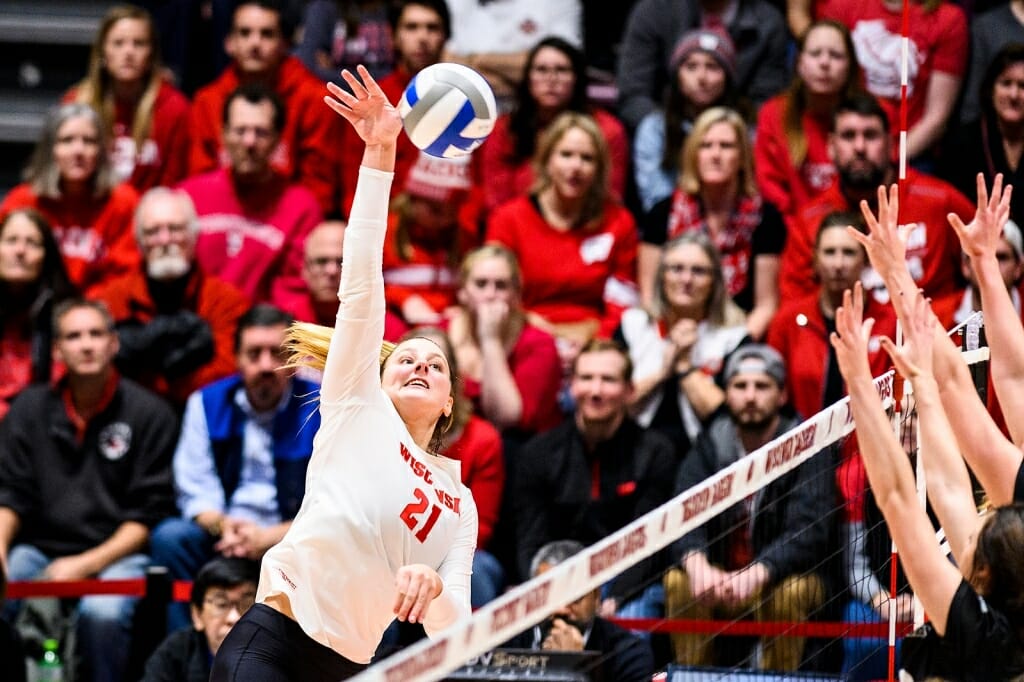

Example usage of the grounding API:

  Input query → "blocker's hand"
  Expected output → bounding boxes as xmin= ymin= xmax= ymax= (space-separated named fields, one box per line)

xmin=394 ymin=563 xmax=443 ymax=624
xmin=325 ymin=65 xmax=402 ymax=147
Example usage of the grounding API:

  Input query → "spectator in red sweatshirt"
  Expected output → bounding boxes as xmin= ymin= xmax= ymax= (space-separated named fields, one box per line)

xmin=189 ymin=0 xmax=341 ymax=213
xmin=0 ymin=103 xmax=140 ymax=295
xmin=66 ymin=5 xmax=191 ymax=193
xmin=180 ymin=84 xmax=322 ymax=307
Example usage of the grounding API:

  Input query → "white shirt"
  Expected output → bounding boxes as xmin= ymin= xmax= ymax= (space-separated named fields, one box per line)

xmin=445 ymin=0 xmax=582 ymax=53
xmin=257 ymin=167 xmax=478 ymax=663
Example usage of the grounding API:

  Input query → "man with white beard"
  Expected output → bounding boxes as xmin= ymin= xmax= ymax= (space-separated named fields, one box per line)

xmin=96 ymin=187 xmax=250 ymax=410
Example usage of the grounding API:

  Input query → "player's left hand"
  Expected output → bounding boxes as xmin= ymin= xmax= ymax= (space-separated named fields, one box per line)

xmin=394 ymin=563 xmax=442 ymax=624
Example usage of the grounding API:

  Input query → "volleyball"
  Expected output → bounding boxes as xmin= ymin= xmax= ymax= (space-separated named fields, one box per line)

xmin=398 ymin=63 xmax=497 ymax=159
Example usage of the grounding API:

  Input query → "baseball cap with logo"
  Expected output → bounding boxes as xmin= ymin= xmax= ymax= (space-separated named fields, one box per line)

xmin=404 ymin=151 xmax=473 ymax=203
xmin=723 ymin=344 xmax=786 ymax=386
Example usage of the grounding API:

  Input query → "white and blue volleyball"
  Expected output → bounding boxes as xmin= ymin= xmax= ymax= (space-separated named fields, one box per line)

xmin=398 ymin=63 xmax=497 ymax=159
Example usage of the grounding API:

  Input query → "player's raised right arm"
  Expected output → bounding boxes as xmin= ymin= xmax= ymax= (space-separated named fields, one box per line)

xmin=319 ymin=66 xmax=402 ymax=402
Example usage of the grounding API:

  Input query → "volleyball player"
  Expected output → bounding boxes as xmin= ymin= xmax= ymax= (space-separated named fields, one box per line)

xmin=832 ymin=284 xmax=1024 ymax=680
xmin=211 ymin=65 xmax=478 ymax=681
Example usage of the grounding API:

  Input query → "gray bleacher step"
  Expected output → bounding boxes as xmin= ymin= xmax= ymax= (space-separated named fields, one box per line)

xmin=0 ymin=1 xmax=115 ymax=45
xmin=0 ymin=89 xmax=61 ymax=143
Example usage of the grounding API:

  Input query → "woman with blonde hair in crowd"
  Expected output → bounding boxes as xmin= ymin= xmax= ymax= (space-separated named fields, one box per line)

xmin=754 ymin=19 xmax=861 ymax=223
xmin=641 ymin=107 xmax=784 ymax=340
xmin=67 ymin=4 xmax=191 ymax=192
xmin=616 ymin=232 xmax=748 ymax=460
xmin=487 ymin=111 xmax=639 ymax=370
xmin=446 ymin=244 xmax=563 ymax=436
xmin=0 ymin=103 xmax=139 ymax=295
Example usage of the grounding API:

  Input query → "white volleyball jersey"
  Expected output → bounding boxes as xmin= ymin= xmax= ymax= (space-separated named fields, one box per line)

xmin=257 ymin=167 xmax=478 ymax=664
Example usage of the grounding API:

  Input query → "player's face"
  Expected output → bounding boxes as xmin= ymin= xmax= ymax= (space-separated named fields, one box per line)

xmin=570 ymin=350 xmax=632 ymax=425
xmin=53 ymin=307 xmax=119 ymax=379
xmin=382 ymin=337 xmax=454 ymax=426
xmin=302 ymin=221 xmax=345 ymax=303
xmin=393 ymin=4 xmax=446 ymax=74
xmin=236 ymin=324 xmax=290 ymax=412
xmin=0 ymin=213 xmax=46 ymax=285
xmin=191 ymin=582 xmax=256 ymax=656
xmin=696 ymin=121 xmax=741 ymax=188
xmin=814 ymin=225 xmax=865 ymax=297
xmin=529 ymin=46 xmax=575 ymax=112
xmin=138 ymin=194 xmax=195 ymax=280
xmin=662 ymin=242 xmax=715 ymax=314
xmin=545 ymin=126 xmax=598 ymax=202
xmin=102 ymin=17 xmax=153 ymax=84
xmin=226 ymin=5 xmax=285 ymax=76
xmin=993 ymin=62 xmax=1024 ymax=127
xmin=678 ymin=52 xmax=727 ymax=109
xmin=726 ymin=372 xmax=784 ymax=431
xmin=797 ymin=24 xmax=850 ymax=97
xmin=223 ymin=98 xmax=279 ymax=179
xmin=53 ymin=115 xmax=101 ymax=186
xmin=459 ymin=256 xmax=518 ymax=311
xmin=830 ymin=112 xmax=890 ymax=190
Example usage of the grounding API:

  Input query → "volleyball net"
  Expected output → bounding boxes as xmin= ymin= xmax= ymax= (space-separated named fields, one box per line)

xmin=353 ymin=318 xmax=990 ymax=682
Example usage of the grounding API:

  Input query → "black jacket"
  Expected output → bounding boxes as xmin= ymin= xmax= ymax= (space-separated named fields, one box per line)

xmin=670 ymin=410 xmax=835 ymax=582
xmin=140 ymin=628 xmax=211 ymax=682
xmin=514 ymin=417 xmax=678 ymax=596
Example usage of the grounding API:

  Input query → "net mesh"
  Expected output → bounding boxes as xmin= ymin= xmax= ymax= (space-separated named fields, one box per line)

xmin=353 ymin=320 xmax=989 ymax=682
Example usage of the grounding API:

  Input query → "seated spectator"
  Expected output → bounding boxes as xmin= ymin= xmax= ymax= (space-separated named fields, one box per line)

xmin=755 ymin=20 xmax=861 ymax=225
xmin=189 ymin=0 xmax=340 ymax=212
xmin=504 ymin=540 xmax=656 ymax=682
xmin=446 ymin=245 xmax=562 ymax=435
xmin=339 ymin=0 xmax=450 ymax=214
xmin=383 ymin=153 xmax=480 ymax=326
xmin=617 ymin=233 xmax=748 ymax=460
xmin=181 ymin=84 xmax=322 ymax=306
xmin=95 ymin=187 xmax=250 ymax=410
xmin=66 ymin=5 xmax=191 ymax=192
xmin=442 ymin=0 xmax=582 ymax=106
xmin=663 ymin=345 xmax=832 ymax=671
xmin=477 ymin=36 xmax=628 ymax=213
xmin=633 ymin=27 xmax=744 ymax=214
xmin=943 ymin=45 xmax=1024 ymax=227
xmin=641 ymin=107 xmax=783 ymax=339
xmin=0 ymin=209 xmax=75 ymax=420
xmin=780 ymin=93 xmax=971 ymax=303
xmin=292 ymin=218 xmax=407 ymax=340
xmin=0 ymin=299 xmax=177 ymax=682
xmin=149 ymin=304 xmax=319 ymax=632
xmin=767 ymin=212 xmax=896 ymax=421
xmin=413 ymin=328 xmax=506 ymax=607
xmin=818 ymin=0 xmax=967 ymax=164
xmin=0 ymin=103 xmax=140 ymax=295
xmin=487 ymin=113 xmax=639 ymax=369
xmin=960 ymin=0 xmax=1024 ymax=124
xmin=515 ymin=340 xmax=677 ymax=617
xmin=294 ymin=0 xmax=394 ymax=84
xmin=616 ymin=0 xmax=789 ymax=129
xmin=141 ymin=557 xmax=259 ymax=682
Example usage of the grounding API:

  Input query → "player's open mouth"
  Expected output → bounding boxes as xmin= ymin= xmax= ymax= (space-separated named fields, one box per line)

xmin=405 ymin=379 xmax=429 ymax=389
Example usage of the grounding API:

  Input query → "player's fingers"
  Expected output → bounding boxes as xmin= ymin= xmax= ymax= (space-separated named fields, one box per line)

xmin=408 ymin=585 xmax=433 ymax=624
xmin=396 ymin=574 xmax=423 ymax=620
xmin=358 ymin=63 xmax=387 ymax=98
xmin=324 ymin=97 xmax=359 ymax=124
xmin=340 ymin=69 xmax=369 ymax=98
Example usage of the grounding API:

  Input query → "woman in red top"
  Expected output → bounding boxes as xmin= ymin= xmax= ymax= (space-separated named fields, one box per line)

xmin=641 ymin=107 xmax=784 ymax=340
xmin=446 ymin=245 xmax=563 ymax=436
xmin=754 ymin=20 xmax=862 ymax=223
xmin=487 ymin=112 xmax=639 ymax=370
xmin=477 ymin=37 xmax=628 ymax=214
xmin=0 ymin=209 xmax=75 ymax=420
xmin=67 ymin=5 xmax=190 ymax=192
xmin=0 ymin=104 xmax=140 ymax=295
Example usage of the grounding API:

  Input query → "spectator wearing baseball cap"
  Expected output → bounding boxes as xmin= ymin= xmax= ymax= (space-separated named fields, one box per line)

xmin=633 ymin=26 xmax=748 ymax=213
xmin=383 ymin=152 xmax=483 ymax=326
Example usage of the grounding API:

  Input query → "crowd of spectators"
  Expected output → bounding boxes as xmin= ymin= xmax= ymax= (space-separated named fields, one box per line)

xmin=2 ymin=0 xmax=1023 ymax=679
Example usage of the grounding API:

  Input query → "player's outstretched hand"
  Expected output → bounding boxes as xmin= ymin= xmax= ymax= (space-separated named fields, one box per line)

xmin=948 ymin=172 xmax=1013 ymax=261
xmin=393 ymin=563 xmax=443 ymax=624
xmin=325 ymin=65 xmax=402 ymax=147
xmin=880 ymin=291 xmax=936 ymax=381
xmin=830 ymin=282 xmax=875 ymax=382
xmin=853 ymin=184 xmax=912 ymax=284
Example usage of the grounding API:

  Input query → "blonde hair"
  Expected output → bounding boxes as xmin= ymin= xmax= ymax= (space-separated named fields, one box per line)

xmin=530 ymin=111 xmax=611 ymax=229
xmin=74 ymin=5 xmax=164 ymax=157
xmin=285 ymin=322 xmax=395 ymax=372
xmin=678 ymin=106 xmax=756 ymax=198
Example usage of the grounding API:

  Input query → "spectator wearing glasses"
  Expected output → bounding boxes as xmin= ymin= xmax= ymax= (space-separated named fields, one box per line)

xmin=141 ymin=557 xmax=260 ymax=682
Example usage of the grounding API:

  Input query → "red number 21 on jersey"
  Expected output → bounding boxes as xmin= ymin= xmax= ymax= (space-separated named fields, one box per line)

xmin=400 ymin=488 xmax=442 ymax=543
